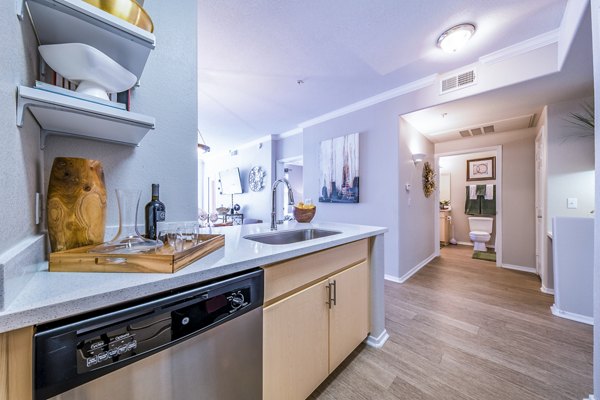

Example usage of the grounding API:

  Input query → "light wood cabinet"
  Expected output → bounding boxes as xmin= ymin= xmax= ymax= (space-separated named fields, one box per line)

xmin=440 ymin=210 xmax=450 ymax=245
xmin=262 ymin=240 xmax=370 ymax=400
xmin=328 ymin=261 xmax=369 ymax=372
xmin=263 ymin=280 xmax=330 ymax=400
xmin=0 ymin=326 xmax=33 ymax=400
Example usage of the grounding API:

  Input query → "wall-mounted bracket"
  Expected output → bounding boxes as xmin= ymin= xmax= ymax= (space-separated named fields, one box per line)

xmin=16 ymin=0 xmax=25 ymax=19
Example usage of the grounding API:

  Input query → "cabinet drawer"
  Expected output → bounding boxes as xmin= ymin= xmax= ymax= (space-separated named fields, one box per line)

xmin=263 ymin=239 xmax=368 ymax=304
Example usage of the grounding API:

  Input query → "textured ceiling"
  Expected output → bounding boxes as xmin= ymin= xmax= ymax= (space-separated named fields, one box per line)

xmin=198 ymin=0 xmax=568 ymax=151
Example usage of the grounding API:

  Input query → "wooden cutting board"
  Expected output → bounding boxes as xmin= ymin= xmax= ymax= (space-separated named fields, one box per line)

xmin=47 ymin=157 xmax=107 ymax=252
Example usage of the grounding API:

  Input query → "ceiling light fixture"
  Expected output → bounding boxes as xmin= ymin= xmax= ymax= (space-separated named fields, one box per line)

xmin=197 ymin=129 xmax=211 ymax=154
xmin=437 ymin=23 xmax=476 ymax=53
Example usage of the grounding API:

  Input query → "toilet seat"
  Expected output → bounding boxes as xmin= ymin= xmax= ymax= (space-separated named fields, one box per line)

xmin=469 ymin=231 xmax=491 ymax=241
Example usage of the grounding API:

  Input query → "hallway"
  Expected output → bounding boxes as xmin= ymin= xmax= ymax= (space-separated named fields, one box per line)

xmin=310 ymin=245 xmax=593 ymax=399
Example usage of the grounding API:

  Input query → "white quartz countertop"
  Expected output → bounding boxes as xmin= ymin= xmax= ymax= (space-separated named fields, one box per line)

xmin=0 ymin=222 xmax=386 ymax=333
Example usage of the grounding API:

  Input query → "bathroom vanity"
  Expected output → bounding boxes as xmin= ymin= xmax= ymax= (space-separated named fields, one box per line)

xmin=439 ymin=209 xmax=451 ymax=245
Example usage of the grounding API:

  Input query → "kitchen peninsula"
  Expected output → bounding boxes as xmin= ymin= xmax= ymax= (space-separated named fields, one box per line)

xmin=0 ymin=222 xmax=386 ymax=399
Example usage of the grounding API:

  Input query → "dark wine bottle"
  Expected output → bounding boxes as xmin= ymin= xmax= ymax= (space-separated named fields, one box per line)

xmin=145 ymin=184 xmax=166 ymax=240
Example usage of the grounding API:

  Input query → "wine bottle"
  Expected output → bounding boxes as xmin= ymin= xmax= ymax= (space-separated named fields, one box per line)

xmin=145 ymin=184 xmax=166 ymax=240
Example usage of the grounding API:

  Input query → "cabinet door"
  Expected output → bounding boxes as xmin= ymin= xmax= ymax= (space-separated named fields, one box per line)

xmin=263 ymin=280 xmax=329 ymax=400
xmin=328 ymin=261 xmax=370 ymax=373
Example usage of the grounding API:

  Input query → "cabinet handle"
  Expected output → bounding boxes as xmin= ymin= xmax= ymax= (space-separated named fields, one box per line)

xmin=326 ymin=280 xmax=337 ymax=309
xmin=331 ymin=280 xmax=337 ymax=306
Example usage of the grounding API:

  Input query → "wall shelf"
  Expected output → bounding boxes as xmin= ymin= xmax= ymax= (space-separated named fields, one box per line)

xmin=18 ymin=0 xmax=156 ymax=80
xmin=17 ymin=86 xmax=156 ymax=149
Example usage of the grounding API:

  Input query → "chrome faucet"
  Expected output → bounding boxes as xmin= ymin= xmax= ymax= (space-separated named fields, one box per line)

xmin=271 ymin=178 xmax=295 ymax=230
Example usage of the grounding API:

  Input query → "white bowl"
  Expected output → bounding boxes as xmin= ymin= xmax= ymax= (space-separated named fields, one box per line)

xmin=38 ymin=43 xmax=137 ymax=100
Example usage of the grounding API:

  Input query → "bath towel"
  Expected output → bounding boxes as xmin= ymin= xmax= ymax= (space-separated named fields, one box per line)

xmin=485 ymin=184 xmax=494 ymax=200
xmin=469 ymin=185 xmax=477 ymax=200
xmin=465 ymin=186 xmax=480 ymax=215
xmin=476 ymin=185 xmax=486 ymax=196
xmin=481 ymin=186 xmax=496 ymax=215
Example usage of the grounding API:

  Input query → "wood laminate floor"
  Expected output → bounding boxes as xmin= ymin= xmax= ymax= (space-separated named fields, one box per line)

xmin=309 ymin=245 xmax=593 ymax=400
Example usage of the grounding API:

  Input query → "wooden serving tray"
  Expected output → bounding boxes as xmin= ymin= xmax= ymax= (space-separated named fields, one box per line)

xmin=49 ymin=234 xmax=225 ymax=273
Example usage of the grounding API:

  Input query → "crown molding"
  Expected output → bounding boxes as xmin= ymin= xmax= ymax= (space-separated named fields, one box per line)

xmin=274 ymin=127 xmax=303 ymax=140
xmin=298 ymin=74 xmax=437 ymax=130
xmin=201 ymin=134 xmax=273 ymax=160
xmin=479 ymin=28 xmax=560 ymax=65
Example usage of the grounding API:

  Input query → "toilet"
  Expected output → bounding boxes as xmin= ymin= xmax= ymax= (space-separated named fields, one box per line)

xmin=468 ymin=217 xmax=493 ymax=252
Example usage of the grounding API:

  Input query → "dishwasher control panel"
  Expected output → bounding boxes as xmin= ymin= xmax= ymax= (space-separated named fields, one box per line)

xmin=34 ymin=269 xmax=264 ymax=400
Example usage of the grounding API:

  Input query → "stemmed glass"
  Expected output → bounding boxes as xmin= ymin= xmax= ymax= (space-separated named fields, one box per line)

xmin=198 ymin=209 xmax=209 ymax=228
xmin=209 ymin=211 xmax=219 ymax=227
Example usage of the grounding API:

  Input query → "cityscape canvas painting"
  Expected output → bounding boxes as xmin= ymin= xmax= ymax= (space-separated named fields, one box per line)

xmin=319 ymin=133 xmax=359 ymax=203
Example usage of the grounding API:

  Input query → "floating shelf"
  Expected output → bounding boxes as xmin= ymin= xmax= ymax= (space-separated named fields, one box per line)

xmin=18 ymin=0 xmax=156 ymax=80
xmin=17 ymin=85 xmax=156 ymax=149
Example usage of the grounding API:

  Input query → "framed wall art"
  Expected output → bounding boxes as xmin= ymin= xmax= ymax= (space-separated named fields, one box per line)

xmin=319 ymin=132 xmax=359 ymax=203
xmin=466 ymin=156 xmax=496 ymax=181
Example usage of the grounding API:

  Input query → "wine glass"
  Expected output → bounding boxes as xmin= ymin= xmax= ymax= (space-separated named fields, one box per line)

xmin=198 ymin=209 xmax=209 ymax=228
xmin=209 ymin=211 xmax=219 ymax=227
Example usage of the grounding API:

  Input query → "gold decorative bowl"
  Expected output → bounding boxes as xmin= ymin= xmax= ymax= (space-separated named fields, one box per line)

xmin=83 ymin=0 xmax=154 ymax=33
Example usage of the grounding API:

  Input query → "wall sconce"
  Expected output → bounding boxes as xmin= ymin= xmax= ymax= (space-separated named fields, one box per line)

xmin=412 ymin=153 xmax=426 ymax=166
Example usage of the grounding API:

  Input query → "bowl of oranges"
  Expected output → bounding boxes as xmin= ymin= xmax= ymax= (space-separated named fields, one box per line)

xmin=293 ymin=200 xmax=316 ymax=223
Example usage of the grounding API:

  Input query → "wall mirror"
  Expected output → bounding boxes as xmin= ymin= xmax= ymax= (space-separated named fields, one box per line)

xmin=440 ymin=172 xmax=451 ymax=203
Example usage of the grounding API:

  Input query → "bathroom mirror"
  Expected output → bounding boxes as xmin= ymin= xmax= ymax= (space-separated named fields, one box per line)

xmin=440 ymin=172 xmax=451 ymax=203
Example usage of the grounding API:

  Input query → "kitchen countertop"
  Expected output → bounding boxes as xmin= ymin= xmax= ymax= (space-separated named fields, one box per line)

xmin=0 ymin=222 xmax=386 ymax=333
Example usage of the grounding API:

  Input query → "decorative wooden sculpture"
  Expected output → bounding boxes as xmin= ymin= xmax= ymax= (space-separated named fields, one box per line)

xmin=47 ymin=158 xmax=107 ymax=252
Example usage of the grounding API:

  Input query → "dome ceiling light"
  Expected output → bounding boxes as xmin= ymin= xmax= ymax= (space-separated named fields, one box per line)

xmin=437 ymin=23 xmax=476 ymax=53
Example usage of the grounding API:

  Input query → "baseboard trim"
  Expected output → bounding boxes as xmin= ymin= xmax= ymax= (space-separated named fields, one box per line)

xmin=501 ymin=263 xmax=537 ymax=274
xmin=540 ymin=285 xmax=555 ymax=295
xmin=385 ymin=252 xmax=436 ymax=284
xmin=384 ymin=274 xmax=402 ymax=283
xmin=365 ymin=329 xmax=389 ymax=348
xmin=550 ymin=305 xmax=593 ymax=325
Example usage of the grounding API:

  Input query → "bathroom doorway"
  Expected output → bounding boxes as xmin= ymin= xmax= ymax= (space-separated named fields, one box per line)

xmin=434 ymin=146 xmax=503 ymax=267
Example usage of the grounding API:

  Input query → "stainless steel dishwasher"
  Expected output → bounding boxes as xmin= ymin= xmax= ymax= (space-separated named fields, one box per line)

xmin=34 ymin=269 xmax=263 ymax=400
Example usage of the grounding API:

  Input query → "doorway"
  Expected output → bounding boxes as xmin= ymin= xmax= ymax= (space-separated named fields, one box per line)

xmin=434 ymin=146 xmax=503 ymax=267
xmin=276 ymin=156 xmax=303 ymax=220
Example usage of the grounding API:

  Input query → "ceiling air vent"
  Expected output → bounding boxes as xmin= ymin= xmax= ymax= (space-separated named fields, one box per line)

xmin=483 ymin=125 xmax=495 ymax=134
xmin=440 ymin=68 xmax=477 ymax=95
xmin=456 ymin=125 xmax=496 ymax=139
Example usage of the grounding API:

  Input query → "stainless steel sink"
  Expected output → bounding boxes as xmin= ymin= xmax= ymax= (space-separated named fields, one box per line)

xmin=244 ymin=229 xmax=341 ymax=245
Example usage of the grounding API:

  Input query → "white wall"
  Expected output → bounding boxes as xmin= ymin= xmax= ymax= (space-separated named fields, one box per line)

xmin=439 ymin=151 xmax=497 ymax=246
xmin=552 ymin=217 xmax=594 ymax=323
xmin=43 ymin=1 xmax=199 ymax=228
xmin=398 ymin=119 xmax=436 ymax=278
xmin=275 ymin=135 xmax=303 ymax=161
xmin=205 ymin=139 xmax=274 ymax=222
xmin=0 ymin=3 xmax=43 ymax=255
xmin=436 ymin=128 xmax=537 ymax=269
xmin=546 ymin=96 xmax=595 ymax=230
